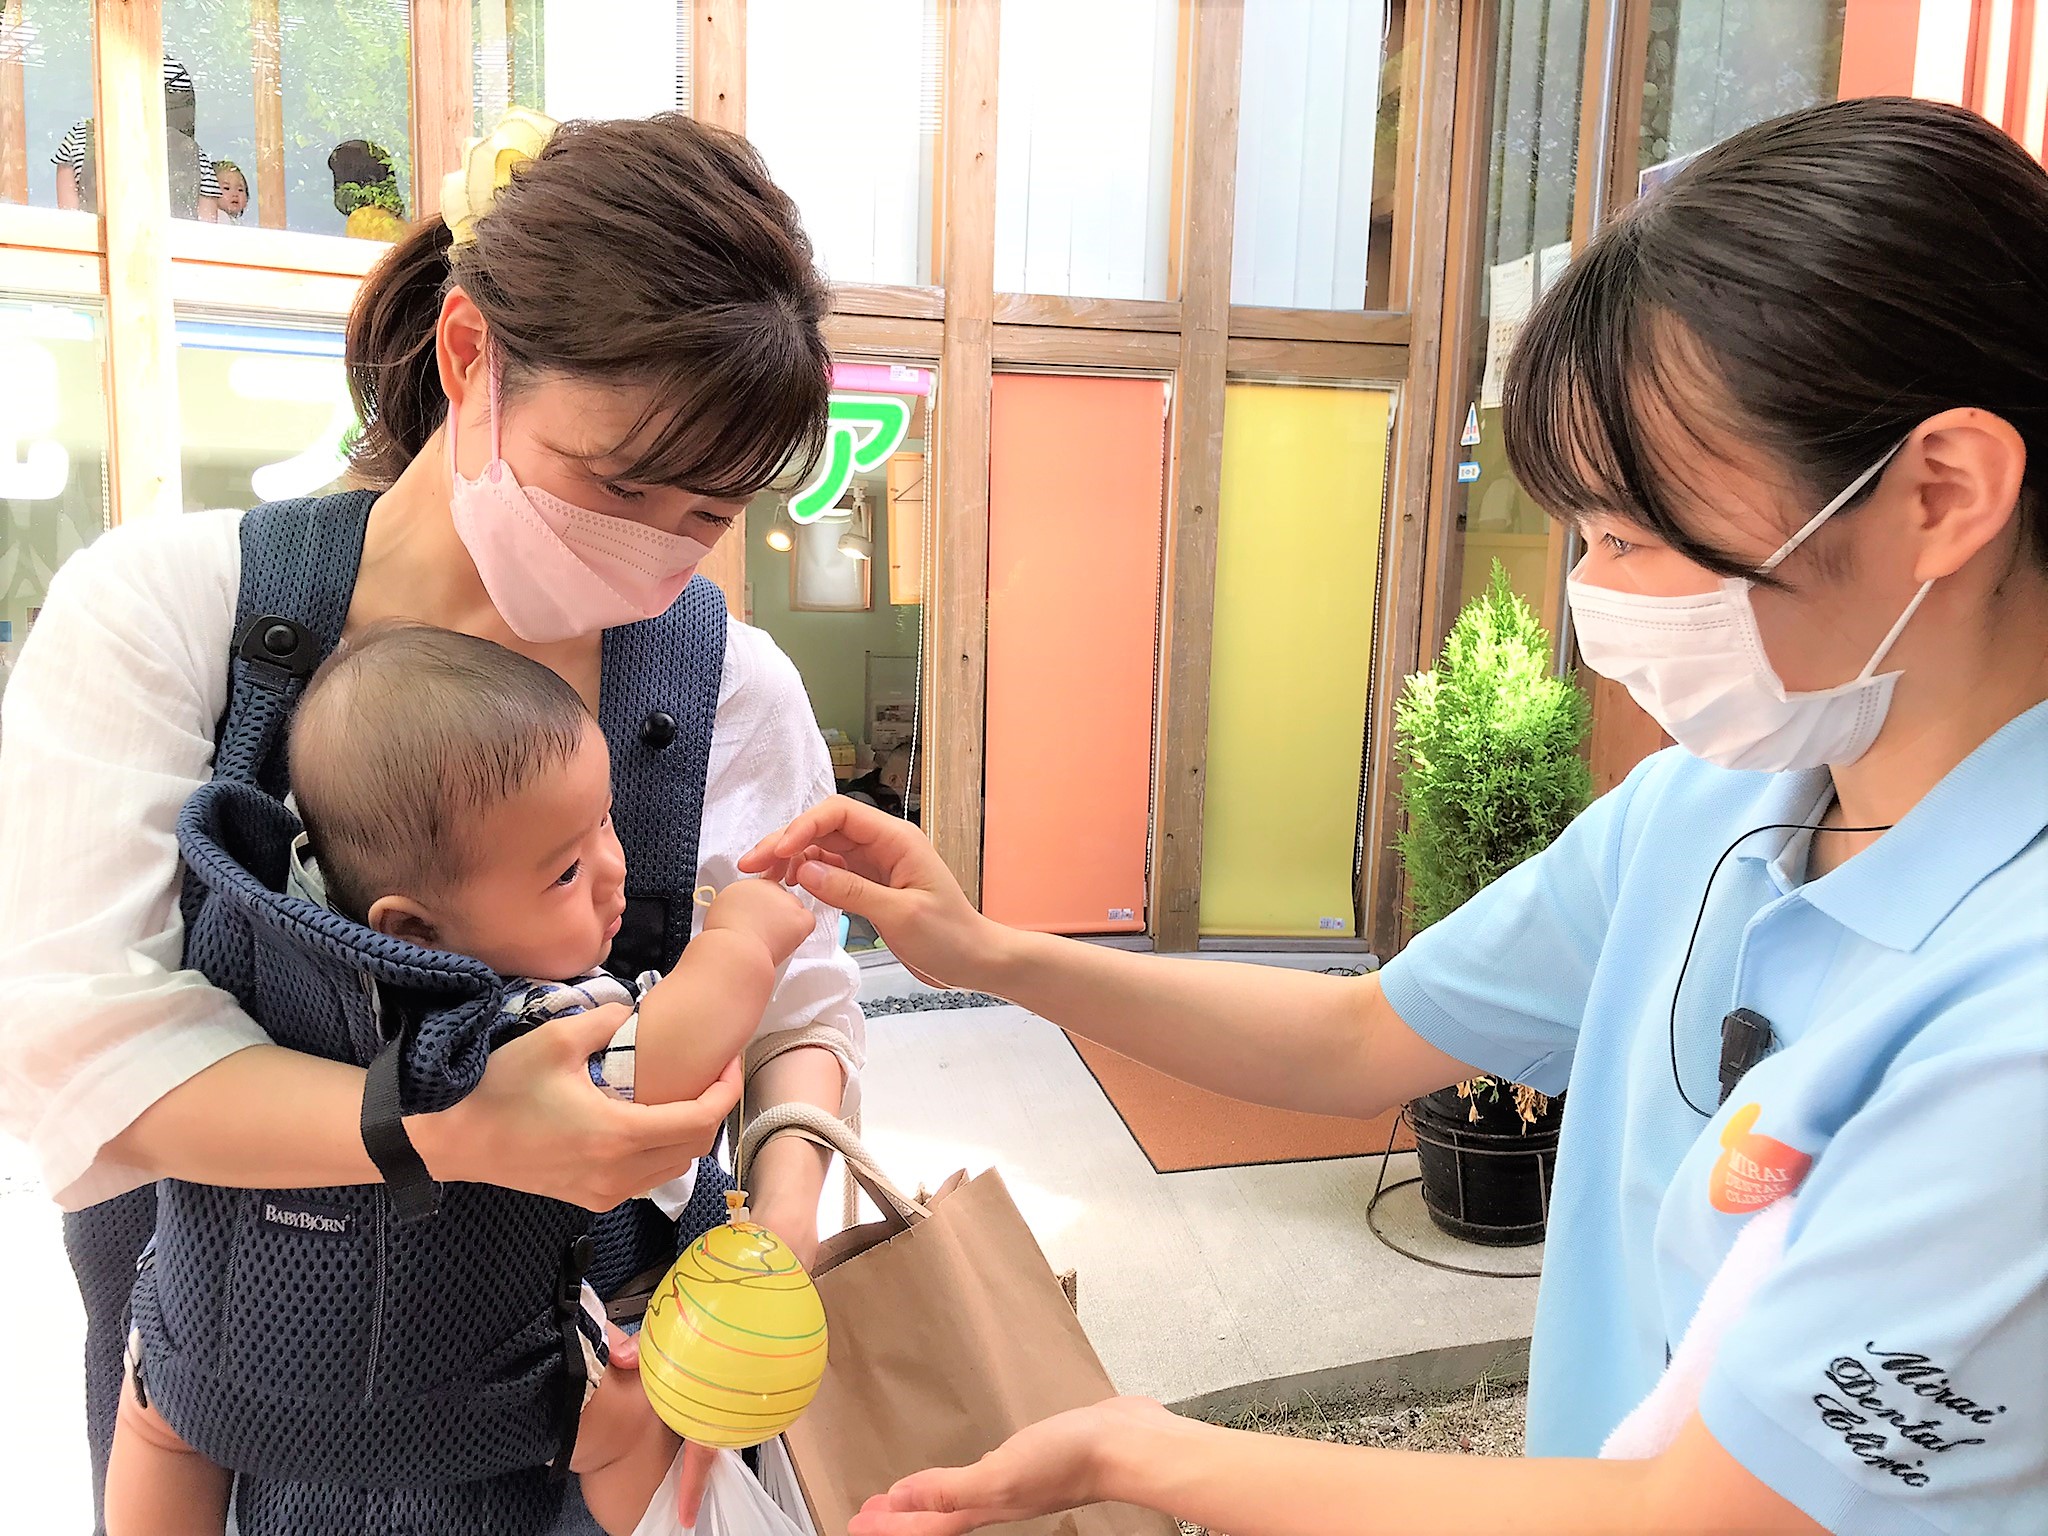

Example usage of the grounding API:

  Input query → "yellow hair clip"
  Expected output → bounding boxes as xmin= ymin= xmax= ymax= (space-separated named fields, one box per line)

xmin=440 ymin=106 xmax=559 ymax=247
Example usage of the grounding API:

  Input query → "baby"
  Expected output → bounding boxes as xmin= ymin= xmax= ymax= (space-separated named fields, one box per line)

xmin=105 ymin=622 xmax=815 ymax=1536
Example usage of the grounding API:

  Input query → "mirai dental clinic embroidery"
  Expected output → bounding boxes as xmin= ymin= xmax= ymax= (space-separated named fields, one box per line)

xmin=1811 ymin=1346 xmax=2006 ymax=1489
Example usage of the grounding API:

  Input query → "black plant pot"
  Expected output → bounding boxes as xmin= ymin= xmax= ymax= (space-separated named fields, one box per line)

xmin=1407 ymin=1086 xmax=1562 ymax=1247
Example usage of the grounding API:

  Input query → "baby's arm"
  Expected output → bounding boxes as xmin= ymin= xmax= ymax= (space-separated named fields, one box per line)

xmin=627 ymin=880 xmax=815 ymax=1109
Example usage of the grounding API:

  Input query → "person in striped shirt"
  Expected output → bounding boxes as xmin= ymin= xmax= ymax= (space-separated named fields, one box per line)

xmin=53 ymin=53 xmax=222 ymax=221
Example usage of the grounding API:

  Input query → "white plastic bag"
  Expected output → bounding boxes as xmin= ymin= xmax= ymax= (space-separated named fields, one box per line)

xmin=630 ymin=1443 xmax=818 ymax=1536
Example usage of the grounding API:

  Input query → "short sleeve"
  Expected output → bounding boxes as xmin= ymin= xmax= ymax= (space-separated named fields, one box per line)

xmin=53 ymin=122 xmax=85 ymax=170
xmin=1376 ymin=757 xmax=1656 ymax=1096
xmin=1700 ymin=993 xmax=2048 ymax=1536
xmin=196 ymin=149 xmax=220 ymax=198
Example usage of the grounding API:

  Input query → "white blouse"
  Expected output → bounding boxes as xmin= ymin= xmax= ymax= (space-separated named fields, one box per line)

xmin=0 ymin=507 xmax=864 ymax=1209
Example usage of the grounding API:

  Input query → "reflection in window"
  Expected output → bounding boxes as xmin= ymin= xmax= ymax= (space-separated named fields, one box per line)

xmin=1639 ymin=1 xmax=1845 ymax=177
xmin=1232 ymin=0 xmax=1402 ymax=311
xmin=2 ymin=0 xmax=95 ymax=210
xmin=994 ymin=0 xmax=1180 ymax=301
xmin=0 ymin=300 xmax=110 ymax=708
xmin=475 ymin=0 xmax=686 ymax=125
xmin=176 ymin=320 xmax=355 ymax=512
xmin=747 ymin=0 xmax=942 ymax=287
xmin=165 ymin=1 xmax=413 ymax=236
xmin=745 ymin=362 xmax=930 ymax=944
xmin=1447 ymin=0 xmax=1587 ymax=620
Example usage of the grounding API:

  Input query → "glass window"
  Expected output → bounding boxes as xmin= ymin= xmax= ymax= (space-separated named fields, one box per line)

xmin=0 ymin=298 xmax=110 ymax=711
xmin=1445 ymin=0 xmax=1587 ymax=623
xmin=744 ymin=361 xmax=931 ymax=948
xmin=3 ymin=0 xmax=96 ymax=211
xmin=1638 ymin=2 xmax=1846 ymax=180
xmin=176 ymin=319 xmax=354 ymax=511
xmin=1232 ymin=0 xmax=1403 ymax=311
xmin=746 ymin=0 xmax=942 ymax=287
xmin=994 ymin=0 xmax=1180 ymax=301
xmin=474 ymin=0 xmax=687 ymax=127
xmin=165 ymin=2 xmax=413 ymax=237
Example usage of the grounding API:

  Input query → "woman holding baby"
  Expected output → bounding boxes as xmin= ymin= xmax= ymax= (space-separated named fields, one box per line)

xmin=0 ymin=111 xmax=856 ymax=1533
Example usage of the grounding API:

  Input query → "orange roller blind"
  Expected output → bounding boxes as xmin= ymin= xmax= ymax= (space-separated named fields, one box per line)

xmin=983 ymin=374 xmax=1168 ymax=933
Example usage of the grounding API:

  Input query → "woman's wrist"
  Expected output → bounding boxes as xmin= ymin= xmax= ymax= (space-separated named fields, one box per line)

xmin=1087 ymin=1399 xmax=1193 ymax=1509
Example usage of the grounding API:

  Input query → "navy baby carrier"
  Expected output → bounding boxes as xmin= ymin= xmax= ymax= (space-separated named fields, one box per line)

xmin=62 ymin=491 xmax=737 ymax=1535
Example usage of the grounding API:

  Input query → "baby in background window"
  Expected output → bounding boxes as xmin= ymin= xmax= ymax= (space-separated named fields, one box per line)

xmin=104 ymin=622 xmax=814 ymax=1536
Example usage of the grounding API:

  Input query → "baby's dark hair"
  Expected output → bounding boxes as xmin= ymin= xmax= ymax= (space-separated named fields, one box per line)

xmin=288 ymin=623 xmax=592 ymax=921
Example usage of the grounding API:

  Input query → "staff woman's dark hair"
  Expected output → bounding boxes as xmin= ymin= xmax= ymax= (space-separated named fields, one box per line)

xmin=346 ymin=113 xmax=832 ymax=496
xmin=1503 ymin=97 xmax=2048 ymax=580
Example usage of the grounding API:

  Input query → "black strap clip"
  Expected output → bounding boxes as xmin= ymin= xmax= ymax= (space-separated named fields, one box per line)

xmin=235 ymin=614 xmax=322 ymax=696
xmin=547 ymin=1235 xmax=598 ymax=1482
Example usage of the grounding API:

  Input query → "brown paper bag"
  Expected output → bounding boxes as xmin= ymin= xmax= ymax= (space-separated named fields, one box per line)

xmin=739 ymin=1109 xmax=1176 ymax=1536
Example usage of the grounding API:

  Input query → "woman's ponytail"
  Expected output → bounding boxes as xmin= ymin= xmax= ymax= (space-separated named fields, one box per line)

xmin=346 ymin=216 xmax=456 ymax=489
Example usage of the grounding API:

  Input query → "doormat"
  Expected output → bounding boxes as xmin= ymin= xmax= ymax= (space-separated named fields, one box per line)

xmin=1066 ymin=1035 xmax=1414 ymax=1174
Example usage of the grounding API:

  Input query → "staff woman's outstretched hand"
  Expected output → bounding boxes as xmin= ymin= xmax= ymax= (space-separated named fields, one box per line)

xmin=846 ymin=1399 xmax=1170 ymax=1536
xmin=413 ymin=1003 xmax=743 ymax=1212
xmin=740 ymin=797 xmax=1001 ymax=993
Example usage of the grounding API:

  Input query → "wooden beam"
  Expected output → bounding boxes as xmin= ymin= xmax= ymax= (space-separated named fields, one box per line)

xmin=822 ymin=311 xmax=945 ymax=357
xmin=832 ymin=282 xmax=946 ymax=320
xmin=0 ymin=244 xmax=102 ymax=296
xmin=691 ymin=1 xmax=749 ymax=613
xmin=1148 ymin=0 xmax=1244 ymax=953
xmin=991 ymin=323 xmax=1180 ymax=369
xmin=1 ymin=0 xmax=26 ymax=205
xmin=251 ymin=0 xmax=286 ymax=228
xmin=693 ymin=0 xmax=746 ymax=128
xmin=0 ymin=202 xmax=102 ymax=252
xmin=928 ymin=0 xmax=1000 ymax=906
xmin=98 ymin=0 xmax=181 ymax=523
xmin=1224 ymin=336 xmax=1407 ymax=380
xmin=1360 ymin=0 xmax=1463 ymax=959
xmin=1415 ymin=0 xmax=1496 ymax=655
xmin=409 ymin=0 xmax=473 ymax=223
xmin=1384 ymin=0 xmax=1426 ymax=312
xmin=1225 ymin=306 xmax=1411 ymax=344
xmin=993 ymin=292 xmax=1182 ymax=331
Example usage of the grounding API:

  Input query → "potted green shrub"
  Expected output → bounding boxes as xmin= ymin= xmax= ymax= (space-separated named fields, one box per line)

xmin=1394 ymin=562 xmax=1592 ymax=1245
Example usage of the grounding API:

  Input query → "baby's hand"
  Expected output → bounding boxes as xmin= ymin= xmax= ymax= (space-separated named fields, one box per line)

xmin=704 ymin=878 xmax=814 ymax=967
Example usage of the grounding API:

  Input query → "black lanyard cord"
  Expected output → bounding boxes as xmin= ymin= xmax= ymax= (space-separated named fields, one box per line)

xmin=1668 ymin=818 xmax=1895 ymax=1117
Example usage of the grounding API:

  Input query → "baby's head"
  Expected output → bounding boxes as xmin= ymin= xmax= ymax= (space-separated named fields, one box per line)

xmin=288 ymin=623 xmax=626 ymax=980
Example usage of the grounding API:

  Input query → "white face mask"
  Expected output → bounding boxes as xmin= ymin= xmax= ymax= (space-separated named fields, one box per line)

xmin=1567 ymin=445 xmax=1933 ymax=773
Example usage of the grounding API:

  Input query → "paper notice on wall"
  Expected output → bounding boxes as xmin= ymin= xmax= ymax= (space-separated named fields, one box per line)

xmin=1480 ymin=252 xmax=1537 ymax=410
xmin=1539 ymin=241 xmax=1573 ymax=296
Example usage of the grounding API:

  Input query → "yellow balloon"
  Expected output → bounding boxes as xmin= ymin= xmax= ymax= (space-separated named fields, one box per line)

xmin=638 ymin=1194 xmax=828 ymax=1449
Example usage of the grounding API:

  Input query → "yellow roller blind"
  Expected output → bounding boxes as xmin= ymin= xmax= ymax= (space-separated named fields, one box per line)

xmin=1199 ymin=384 xmax=1392 ymax=938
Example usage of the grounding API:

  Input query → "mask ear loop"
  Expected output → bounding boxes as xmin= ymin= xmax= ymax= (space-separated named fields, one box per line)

xmin=445 ymin=339 xmax=507 ymax=482
xmin=1756 ymin=437 xmax=1909 ymax=576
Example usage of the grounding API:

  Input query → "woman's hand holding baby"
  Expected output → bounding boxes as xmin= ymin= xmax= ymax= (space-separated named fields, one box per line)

xmin=412 ymin=1007 xmax=743 ymax=1212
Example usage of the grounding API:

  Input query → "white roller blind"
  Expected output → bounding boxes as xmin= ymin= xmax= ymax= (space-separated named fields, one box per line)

xmin=994 ymin=0 xmax=1180 ymax=301
xmin=746 ymin=0 xmax=940 ymax=287
xmin=1231 ymin=0 xmax=1386 ymax=310
xmin=544 ymin=0 xmax=679 ymax=122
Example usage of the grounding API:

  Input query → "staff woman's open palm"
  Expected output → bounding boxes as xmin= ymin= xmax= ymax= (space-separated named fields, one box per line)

xmin=741 ymin=797 xmax=995 ymax=992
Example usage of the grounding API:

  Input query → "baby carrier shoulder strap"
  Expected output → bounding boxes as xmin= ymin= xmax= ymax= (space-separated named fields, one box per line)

xmin=213 ymin=491 xmax=377 ymax=794
xmin=596 ymin=574 xmax=729 ymax=979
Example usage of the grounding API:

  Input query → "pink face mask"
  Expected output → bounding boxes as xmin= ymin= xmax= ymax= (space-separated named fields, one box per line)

xmin=448 ymin=358 xmax=714 ymax=644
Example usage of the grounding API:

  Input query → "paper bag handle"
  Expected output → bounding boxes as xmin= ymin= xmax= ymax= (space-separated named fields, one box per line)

xmin=737 ymin=1102 xmax=931 ymax=1229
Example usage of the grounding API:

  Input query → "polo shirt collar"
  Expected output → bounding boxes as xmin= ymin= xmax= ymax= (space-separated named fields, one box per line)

xmin=1799 ymin=700 xmax=2048 ymax=952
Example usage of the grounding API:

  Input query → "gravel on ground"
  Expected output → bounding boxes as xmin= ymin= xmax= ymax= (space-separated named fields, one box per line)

xmin=1176 ymin=1381 xmax=1528 ymax=1535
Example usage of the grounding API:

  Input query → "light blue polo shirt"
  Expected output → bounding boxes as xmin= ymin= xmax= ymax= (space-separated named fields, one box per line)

xmin=1379 ymin=701 xmax=2047 ymax=1536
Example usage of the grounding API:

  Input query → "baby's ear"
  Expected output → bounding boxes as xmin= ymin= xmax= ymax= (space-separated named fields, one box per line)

xmin=366 ymin=895 xmax=439 ymax=949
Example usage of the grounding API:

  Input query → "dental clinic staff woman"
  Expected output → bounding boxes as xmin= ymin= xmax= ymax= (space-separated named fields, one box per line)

xmin=748 ymin=100 xmax=2047 ymax=1536
xmin=0 ymin=112 xmax=863 ymax=1525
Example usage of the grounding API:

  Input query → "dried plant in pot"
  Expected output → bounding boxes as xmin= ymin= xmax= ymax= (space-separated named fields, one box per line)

xmin=1394 ymin=562 xmax=1591 ymax=1244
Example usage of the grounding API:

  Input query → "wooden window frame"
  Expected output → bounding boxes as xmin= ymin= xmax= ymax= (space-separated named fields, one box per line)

xmin=7 ymin=0 xmax=1472 ymax=955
